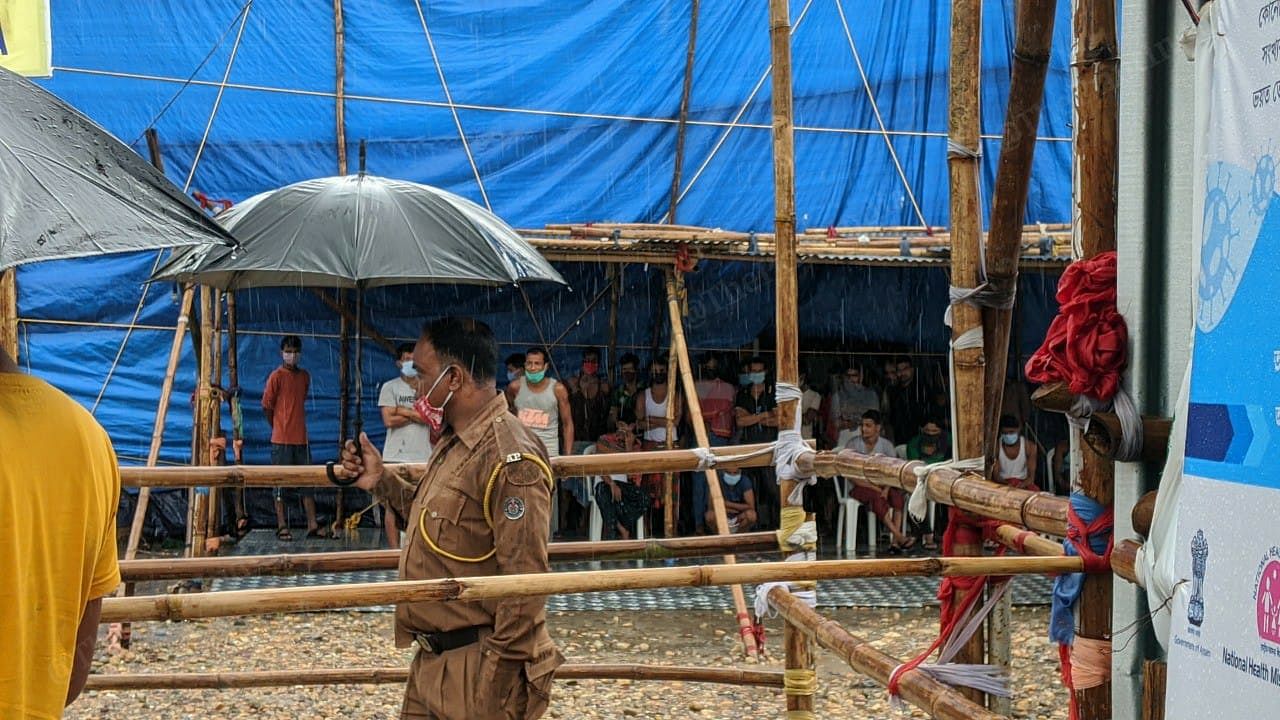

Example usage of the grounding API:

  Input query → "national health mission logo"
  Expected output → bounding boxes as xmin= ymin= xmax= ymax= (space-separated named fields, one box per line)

xmin=1256 ymin=547 xmax=1280 ymax=646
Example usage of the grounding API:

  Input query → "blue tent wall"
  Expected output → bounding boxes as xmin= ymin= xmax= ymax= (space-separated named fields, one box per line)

xmin=17 ymin=0 xmax=1072 ymax=468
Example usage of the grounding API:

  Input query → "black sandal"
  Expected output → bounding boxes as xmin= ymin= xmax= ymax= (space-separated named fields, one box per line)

xmin=276 ymin=527 xmax=293 ymax=541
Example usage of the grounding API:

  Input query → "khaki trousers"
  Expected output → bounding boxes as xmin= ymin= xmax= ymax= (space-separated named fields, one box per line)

xmin=400 ymin=641 xmax=560 ymax=720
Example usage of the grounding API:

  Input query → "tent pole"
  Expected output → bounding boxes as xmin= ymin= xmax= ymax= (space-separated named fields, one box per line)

xmin=206 ymin=289 xmax=224 ymax=547
xmin=665 ymin=272 xmax=759 ymax=657
xmin=768 ymin=0 xmax=814 ymax=712
xmin=0 ymin=269 xmax=17 ymax=361
xmin=606 ymin=264 xmax=621 ymax=386
xmin=946 ymin=0 xmax=988 ymax=706
xmin=190 ymin=284 xmax=216 ymax=558
xmin=666 ymin=0 xmax=699 ymax=223
xmin=662 ymin=302 xmax=678 ymax=539
xmin=333 ymin=0 xmax=348 ymax=175
xmin=1071 ymin=0 xmax=1119 ymax=716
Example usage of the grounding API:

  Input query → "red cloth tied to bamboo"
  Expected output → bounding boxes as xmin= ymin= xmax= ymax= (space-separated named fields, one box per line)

xmin=1024 ymin=250 xmax=1127 ymax=402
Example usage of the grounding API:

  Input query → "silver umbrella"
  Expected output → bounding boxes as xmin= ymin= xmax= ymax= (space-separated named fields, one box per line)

xmin=0 ymin=67 xmax=235 ymax=270
xmin=153 ymin=170 xmax=565 ymax=446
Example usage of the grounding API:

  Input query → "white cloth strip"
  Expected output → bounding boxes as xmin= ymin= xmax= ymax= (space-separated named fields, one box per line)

xmin=908 ymin=456 xmax=983 ymax=522
xmin=754 ymin=582 xmax=818 ymax=620
xmin=946 ymin=138 xmax=983 ymax=159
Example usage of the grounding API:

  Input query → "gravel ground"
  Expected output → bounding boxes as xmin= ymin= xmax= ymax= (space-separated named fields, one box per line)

xmin=70 ymin=607 xmax=1067 ymax=719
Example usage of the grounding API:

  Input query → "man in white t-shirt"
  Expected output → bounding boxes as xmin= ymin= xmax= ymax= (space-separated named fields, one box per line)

xmin=377 ymin=343 xmax=431 ymax=549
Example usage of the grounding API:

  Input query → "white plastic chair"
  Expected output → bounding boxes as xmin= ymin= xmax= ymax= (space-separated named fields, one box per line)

xmin=582 ymin=445 xmax=644 ymax=542
xmin=832 ymin=476 xmax=877 ymax=557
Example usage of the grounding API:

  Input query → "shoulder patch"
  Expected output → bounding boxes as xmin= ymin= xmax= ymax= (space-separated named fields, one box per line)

xmin=502 ymin=496 xmax=525 ymax=520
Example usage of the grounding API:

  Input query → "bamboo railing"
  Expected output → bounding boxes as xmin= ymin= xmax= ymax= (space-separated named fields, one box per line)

xmin=101 ymin=556 xmax=1083 ymax=624
xmin=118 ymin=531 xmax=782 ymax=582
xmin=84 ymin=664 xmax=784 ymax=691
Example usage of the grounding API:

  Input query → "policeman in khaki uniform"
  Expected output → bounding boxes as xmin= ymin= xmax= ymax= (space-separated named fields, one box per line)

xmin=336 ymin=317 xmax=563 ymax=719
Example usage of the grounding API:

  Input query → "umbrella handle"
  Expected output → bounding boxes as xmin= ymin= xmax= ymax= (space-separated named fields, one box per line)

xmin=325 ymin=461 xmax=359 ymax=487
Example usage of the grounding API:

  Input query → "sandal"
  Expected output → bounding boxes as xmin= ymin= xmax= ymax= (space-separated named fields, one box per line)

xmin=276 ymin=527 xmax=293 ymax=541
xmin=235 ymin=517 xmax=251 ymax=539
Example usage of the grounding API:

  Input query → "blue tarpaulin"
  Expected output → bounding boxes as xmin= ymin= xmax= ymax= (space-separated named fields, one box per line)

xmin=16 ymin=0 xmax=1072 ymax=468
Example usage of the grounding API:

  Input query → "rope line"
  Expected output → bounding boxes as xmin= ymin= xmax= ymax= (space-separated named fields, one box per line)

xmin=833 ymin=0 xmax=931 ymax=230
xmin=54 ymin=66 xmax=1072 ymax=144
xmin=412 ymin=0 xmax=491 ymax=211
xmin=90 ymin=6 xmax=252 ymax=415
xmin=665 ymin=0 xmax=818 ymax=219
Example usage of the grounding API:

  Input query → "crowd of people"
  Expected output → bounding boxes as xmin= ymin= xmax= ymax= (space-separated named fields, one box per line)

xmin=246 ymin=335 xmax=1067 ymax=554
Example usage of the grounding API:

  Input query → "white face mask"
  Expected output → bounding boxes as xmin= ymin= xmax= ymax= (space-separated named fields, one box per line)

xmin=722 ymin=472 xmax=743 ymax=486
xmin=1001 ymin=432 xmax=1021 ymax=446
xmin=282 ymin=351 xmax=299 ymax=366
xmin=400 ymin=360 xmax=418 ymax=378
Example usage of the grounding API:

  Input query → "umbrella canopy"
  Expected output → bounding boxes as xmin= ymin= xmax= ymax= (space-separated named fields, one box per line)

xmin=0 ymin=67 xmax=236 ymax=271
xmin=152 ymin=174 xmax=566 ymax=290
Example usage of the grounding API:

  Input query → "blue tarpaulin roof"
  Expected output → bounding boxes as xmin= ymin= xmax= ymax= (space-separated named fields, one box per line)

xmin=16 ymin=0 xmax=1072 ymax=466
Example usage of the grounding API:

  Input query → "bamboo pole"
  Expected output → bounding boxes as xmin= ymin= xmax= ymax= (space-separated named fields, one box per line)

xmin=1131 ymin=491 xmax=1157 ymax=538
xmin=783 ymin=618 xmax=815 ymax=715
xmin=947 ymin=0 xmax=988 ymax=703
xmin=663 ymin=296 xmax=678 ymax=538
xmin=665 ymin=273 xmax=758 ymax=657
xmin=84 ymin=664 xmax=784 ymax=691
xmin=119 ymin=531 xmax=784 ymax=582
xmin=666 ymin=0 xmax=699 ymax=223
xmin=1142 ymin=660 xmax=1166 ymax=720
xmin=1072 ymin=0 xmax=1119 ymax=714
xmin=0 ymin=268 xmax=16 ymax=360
xmin=333 ymin=0 xmax=347 ymax=175
xmin=190 ymin=284 xmax=216 ymax=558
xmin=206 ymin=289 xmax=224 ymax=544
xmin=101 ymin=556 xmax=1083 ymax=624
xmin=767 ymin=589 xmax=1002 ymax=720
xmin=1109 ymin=539 xmax=1140 ymax=587
xmin=607 ymin=264 xmax=621 ymax=386
xmin=118 ymin=441 xmax=787 ymax=487
xmin=1031 ymin=381 xmax=1172 ymax=463
xmin=981 ymin=0 xmax=1059 ymax=460
xmin=993 ymin=523 xmax=1064 ymax=557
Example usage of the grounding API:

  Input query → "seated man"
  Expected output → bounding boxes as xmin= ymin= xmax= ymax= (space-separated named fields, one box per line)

xmin=704 ymin=469 xmax=758 ymax=534
xmin=593 ymin=422 xmax=649 ymax=540
xmin=905 ymin=416 xmax=951 ymax=551
xmin=995 ymin=414 xmax=1039 ymax=491
xmin=844 ymin=409 xmax=913 ymax=552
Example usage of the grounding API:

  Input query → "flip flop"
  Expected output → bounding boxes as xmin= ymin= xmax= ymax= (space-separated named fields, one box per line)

xmin=276 ymin=527 xmax=293 ymax=541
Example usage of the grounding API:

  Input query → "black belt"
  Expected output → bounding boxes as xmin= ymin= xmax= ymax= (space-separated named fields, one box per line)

xmin=414 ymin=626 xmax=485 ymax=655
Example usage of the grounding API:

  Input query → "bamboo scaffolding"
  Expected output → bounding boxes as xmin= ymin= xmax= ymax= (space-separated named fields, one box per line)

xmin=666 ymin=0 xmax=698 ymax=223
xmin=1109 ymin=539 xmax=1141 ymax=587
xmin=117 ymin=441 xmax=785 ymax=488
xmin=663 ymin=306 xmax=678 ymax=538
xmin=1131 ymin=491 xmax=1156 ymax=538
xmin=101 ymin=556 xmax=1084 ymax=624
xmin=947 ymin=0 xmax=987 ymax=701
xmin=803 ymin=450 xmax=1068 ymax=535
xmin=333 ymin=0 xmax=347 ymax=175
xmin=1031 ymin=381 xmax=1172 ymax=463
xmin=1142 ymin=660 xmax=1166 ymax=720
xmin=0 ymin=268 xmax=16 ymax=360
xmin=767 ymin=589 xmax=1002 ymax=720
xmin=993 ymin=523 xmax=1064 ymax=557
xmin=665 ymin=273 xmax=757 ymax=657
xmin=119 ymin=532 xmax=783 ymax=582
xmin=982 ymin=0 xmax=1059 ymax=458
xmin=84 ymin=664 xmax=784 ymax=691
xmin=189 ymin=284 xmax=216 ymax=558
xmin=1072 ymin=0 xmax=1119 ymax=714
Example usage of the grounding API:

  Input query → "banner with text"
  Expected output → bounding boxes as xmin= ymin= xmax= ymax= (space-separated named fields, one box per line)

xmin=0 ymin=0 xmax=50 ymax=77
xmin=1167 ymin=2 xmax=1280 ymax=716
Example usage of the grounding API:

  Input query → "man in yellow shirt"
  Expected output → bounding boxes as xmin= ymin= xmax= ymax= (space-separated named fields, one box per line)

xmin=0 ymin=347 xmax=121 ymax=717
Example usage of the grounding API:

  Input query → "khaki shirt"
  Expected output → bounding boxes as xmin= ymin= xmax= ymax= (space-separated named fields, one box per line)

xmin=373 ymin=391 xmax=554 ymax=662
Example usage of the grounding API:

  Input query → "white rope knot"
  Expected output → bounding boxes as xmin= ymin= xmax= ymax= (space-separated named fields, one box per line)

xmin=691 ymin=447 xmax=718 ymax=471
xmin=946 ymin=138 xmax=982 ymax=159
xmin=754 ymin=582 xmax=818 ymax=620
xmin=774 ymin=382 xmax=817 ymax=503
xmin=909 ymin=457 xmax=984 ymax=522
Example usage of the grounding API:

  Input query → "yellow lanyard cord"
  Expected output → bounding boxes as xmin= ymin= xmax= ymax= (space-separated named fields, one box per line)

xmin=416 ymin=452 xmax=556 ymax=564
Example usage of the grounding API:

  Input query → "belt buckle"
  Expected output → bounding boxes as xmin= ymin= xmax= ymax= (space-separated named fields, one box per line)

xmin=419 ymin=633 xmax=443 ymax=654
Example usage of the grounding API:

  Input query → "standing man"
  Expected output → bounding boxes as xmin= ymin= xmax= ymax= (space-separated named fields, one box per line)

xmin=1 ymin=347 xmax=119 ymax=715
xmin=828 ymin=363 xmax=878 ymax=447
xmin=734 ymin=356 xmax=779 ymax=529
xmin=336 ymin=317 xmax=563 ymax=719
xmin=693 ymin=354 xmax=735 ymax=534
xmin=505 ymin=347 xmax=574 ymax=459
xmin=378 ymin=342 xmax=431 ymax=550
xmin=262 ymin=335 xmax=323 ymax=540
xmin=504 ymin=353 xmax=526 ymax=390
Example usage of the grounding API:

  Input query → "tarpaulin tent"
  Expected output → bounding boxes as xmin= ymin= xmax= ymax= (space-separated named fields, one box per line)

xmin=11 ymin=0 xmax=1074 ymax=470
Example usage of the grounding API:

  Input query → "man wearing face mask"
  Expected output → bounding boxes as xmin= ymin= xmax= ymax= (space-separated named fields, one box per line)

xmin=734 ymin=357 xmax=779 ymax=529
xmin=703 ymin=469 xmax=757 ymax=534
xmin=905 ymin=416 xmax=951 ymax=551
xmin=608 ymin=353 xmax=643 ymax=428
xmin=995 ymin=414 xmax=1039 ymax=491
xmin=504 ymin=353 xmax=526 ymax=390
xmin=377 ymin=343 xmax=431 ymax=550
xmin=262 ymin=335 xmax=322 ymax=540
xmin=335 ymin=317 xmax=563 ymax=720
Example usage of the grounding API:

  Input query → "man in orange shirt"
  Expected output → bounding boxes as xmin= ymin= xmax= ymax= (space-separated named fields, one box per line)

xmin=0 ymin=347 xmax=120 ymax=717
xmin=262 ymin=335 xmax=322 ymax=539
